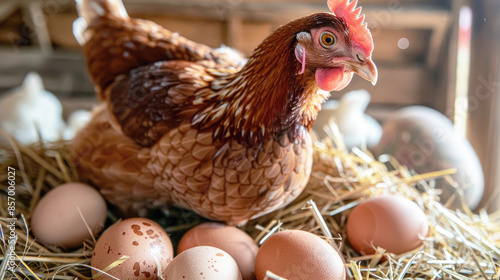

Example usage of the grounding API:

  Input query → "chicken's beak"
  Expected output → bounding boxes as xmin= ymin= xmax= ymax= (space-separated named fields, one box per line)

xmin=345 ymin=58 xmax=378 ymax=86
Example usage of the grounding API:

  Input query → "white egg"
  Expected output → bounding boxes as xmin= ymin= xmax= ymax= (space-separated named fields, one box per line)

xmin=374 ymin=106 xmax=484 ymax=210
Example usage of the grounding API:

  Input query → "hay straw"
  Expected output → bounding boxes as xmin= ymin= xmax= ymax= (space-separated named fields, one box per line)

xmin=0 ymin=138 xmax=96 ymax=279
xmin=1 ymin=122 xmax=500 ymax=279
xmin=0 ymin=131 xmax=33 ymax=194
xmin=244 ymin=123 xmax=500 ymax=279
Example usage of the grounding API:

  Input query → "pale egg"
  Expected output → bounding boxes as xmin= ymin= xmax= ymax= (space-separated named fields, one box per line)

xmin=178 ymin=222 xmax=258 ymax=280
xmin=166 ymin=246 xmax=242 ymax=280
xmin=31 ymin=182 xmax=107 ymax=249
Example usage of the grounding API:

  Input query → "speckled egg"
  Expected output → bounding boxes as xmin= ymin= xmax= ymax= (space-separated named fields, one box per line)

xmin=346 ymin=195 xmax=429 ymax=255
xmin=166 ymin=246 xmax=242 ymax=280
xmin=31 ymin=182 xmax=107 ymax=249
xmin=91 ymin=218 xmax=173 ymax=280
xmin=255 ymin=230 xmax=346 ymax=280
xmin=178 ymin=222 xmax=258 ymax=280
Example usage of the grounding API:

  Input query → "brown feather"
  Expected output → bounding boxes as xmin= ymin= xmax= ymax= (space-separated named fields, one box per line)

xmin=190 ymin=13 xmax=348 ymax=145
xmin=83 ymin=16 xmax=239 ymax=99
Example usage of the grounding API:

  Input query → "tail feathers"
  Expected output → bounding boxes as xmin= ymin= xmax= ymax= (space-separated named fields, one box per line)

xmin=75 ymin=0 xmax=128 ymax=22
xmin=73 ymin=0 xmax=129 ymax=45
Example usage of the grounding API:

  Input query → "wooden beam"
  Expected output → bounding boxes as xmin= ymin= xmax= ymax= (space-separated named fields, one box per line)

xmin=226 ymin=14 xmax=244 ymax=50
xmin=336 ymin=65 xmax=433 ymax=106
xmin=362 ymin=8 xmax=452 ymax=69
xmin=123 ymin=2 xmax=452 ymax=69
xmin=467 ymin=0 xmax=500 ymax=212
xmin=25 ymin=1 xmax=53 ymax=54
xmin=0 ymin=48 xmax=90 ymax=94
xmin=438 ymin=1 xmax=463 ymax=120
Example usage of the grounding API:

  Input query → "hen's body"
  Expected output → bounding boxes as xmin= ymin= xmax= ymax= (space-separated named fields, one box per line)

xmin=75 ymin=105 xmax=311 ymax=223
xmin=73 ymin=0 xmax=376 ymax=224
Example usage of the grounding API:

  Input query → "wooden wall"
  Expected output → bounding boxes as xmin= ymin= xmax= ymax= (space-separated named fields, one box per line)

xmin=467 ymin=0 xmax=500 ymax=212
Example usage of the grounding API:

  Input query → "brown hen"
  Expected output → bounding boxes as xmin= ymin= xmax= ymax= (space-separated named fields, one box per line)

xmin=72 ymin=0 xmax=377 ymax=225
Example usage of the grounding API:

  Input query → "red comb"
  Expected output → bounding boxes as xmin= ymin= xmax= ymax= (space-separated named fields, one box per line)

xmin=327 ymin=0 xmax=373 ymax=54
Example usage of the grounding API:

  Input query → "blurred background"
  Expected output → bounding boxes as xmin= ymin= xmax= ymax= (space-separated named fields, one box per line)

xmin=0 ymin=0 xmax=498 ymax=212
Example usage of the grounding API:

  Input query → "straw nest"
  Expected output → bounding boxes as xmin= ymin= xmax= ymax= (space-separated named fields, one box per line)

xmin=0 ymin=124 xmax=499 ymax=280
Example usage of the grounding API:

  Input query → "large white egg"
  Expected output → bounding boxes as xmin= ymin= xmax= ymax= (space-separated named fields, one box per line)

xmin=373 ymin=106 xmax=484 ymax=210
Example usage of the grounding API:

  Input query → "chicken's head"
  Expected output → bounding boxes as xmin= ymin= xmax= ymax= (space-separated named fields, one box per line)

xmin=192 ymin=0 xmax=379 ymax=144
xmin=294 ymin=0 xmax=377 ymax=92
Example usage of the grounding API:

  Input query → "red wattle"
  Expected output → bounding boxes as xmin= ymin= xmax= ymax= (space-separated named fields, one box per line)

xmin=315 ymin=68 xmax=352 ymax=92
xmin=335 ymin=72 xmax=354 ymax=91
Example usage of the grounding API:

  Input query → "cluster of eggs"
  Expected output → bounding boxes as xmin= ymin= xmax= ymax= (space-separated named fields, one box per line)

xmin=84 ymin=221 xmax=348 ymax=280
xmin=31 ymin=182 xmax=429 ymax=280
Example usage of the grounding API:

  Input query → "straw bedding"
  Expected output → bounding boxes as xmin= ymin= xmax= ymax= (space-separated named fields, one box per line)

xmin=0 ymin=125 xmax=499 ymax=279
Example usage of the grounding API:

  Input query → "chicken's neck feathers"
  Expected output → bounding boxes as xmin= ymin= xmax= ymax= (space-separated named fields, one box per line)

xmin=192 ymin=27 xmax=327 ymax=146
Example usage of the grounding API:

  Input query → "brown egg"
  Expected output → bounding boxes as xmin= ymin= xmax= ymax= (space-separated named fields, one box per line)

xmin=178 ymin=222 xmax=258 ymax=280
xmin=255 ymin=230 xmax=346 ymax=280
xmin=91 ymin=218 xmax=173 ymax=280
xmin=31 ymin=182 xmax=107 ymax=249
xmin=166 ymin=246 xmax=242 ymax=279
xmin=346 ymin=195 xmax=429 ymax=255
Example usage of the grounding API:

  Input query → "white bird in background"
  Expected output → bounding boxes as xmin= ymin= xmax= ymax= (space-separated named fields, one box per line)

xmin=0 ymin=72 xmax=66 ymax=145
xmin=314 ymin=89 xmax=382 ymax=151
xmin=63 ymin=109 xmax=91 ymax=140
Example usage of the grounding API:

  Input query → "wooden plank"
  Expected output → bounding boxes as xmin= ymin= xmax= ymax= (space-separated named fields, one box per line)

xmin=124 ymin=2 xmax=452 ymax=69
xmin=337 ymin=65 xmax=433 ymax=106
xmin=0 ymin=48 xmax=92 ymax=94
xmin=146 ymin=15 xmax=224 ymax=48
xmin=467 ymin=0 xmax=500 ymax=212
xmin=25 ymin=1 xmax=52 ymax=54
xmin=24 ymin=1 xmax=452 ymax=67
xmin=425 ymin=14 xmax=451 ymax=68
xmin=119 ymin=1 xmax=451 ymax=26
xmin=45 ymin=12 xmax=78 ymax=48
xmin=226 ymin=14 xmax=244 ymax=50
xmin=363 ymin=8 xmax=452 ymax=68
xmin=434 ymin=0 xmax=464 ymax=121
xmin=238 ymin=21 xmax=273 ymax=55
xmin=35 ymin=0 xmax=451 ymax=26
xmin=371 ymin=29 xmax=429 ymax=64
xmin=43 ymin=9 xmax=444 ymax=64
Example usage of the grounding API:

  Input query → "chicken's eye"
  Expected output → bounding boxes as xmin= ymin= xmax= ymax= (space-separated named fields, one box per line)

xmin=320 ymin=32 xmax=337 ymax=48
